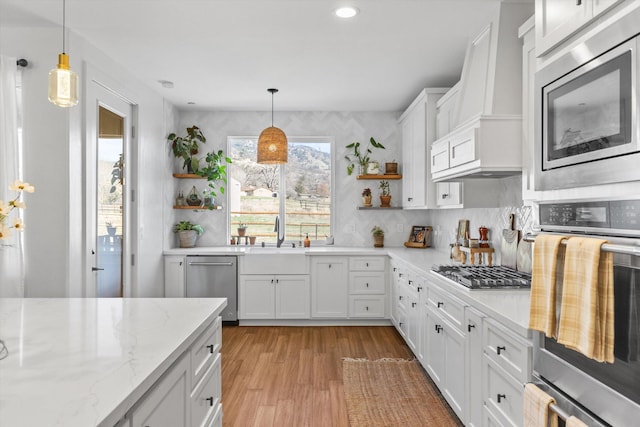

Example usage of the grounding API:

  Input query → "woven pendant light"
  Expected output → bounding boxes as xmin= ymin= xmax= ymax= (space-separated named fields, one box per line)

xmin=257 ymin=88 xmax=287 ymax=164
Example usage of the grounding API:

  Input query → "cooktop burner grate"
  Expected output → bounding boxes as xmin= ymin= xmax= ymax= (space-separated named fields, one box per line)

xmin=431 ymin=265 xmax=532 ymax=289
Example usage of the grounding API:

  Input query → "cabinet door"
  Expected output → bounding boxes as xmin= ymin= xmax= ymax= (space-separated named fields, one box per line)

xmin=425 ymin=308 xmax=445 ymax=387
xmin=465 ymin=308 xmax=485 ymax=427
xmin=443 ymin=320 xmax=466 ymax=422
xmin=276 ymin=275 xmax=310 ymax=319
xmin=191 ymin=353 xmax=221 ymax=427
xmin=410 ymin=101 xmax=428 ymax=207
xmin=164 ymin=256 xmax=186 ymax=297
xmin=431 ymin=139 xmax=450 ymax=173
xmin=436 ymin=182 xmax=462 ymax=207
xmin=535 ymin=0 xmax=591 ymax=56
xmin=449 ymin=128 xmax=476 ymax=168
xmin=130 ymin=354 xmax=190 ymax=427
xmin=239 ymin=275 xmax=275 ymax=319
xmin=401 ymin=115 xmax=415 ymax=208
xmin=311 ymin=257 xmax=348 ymax=318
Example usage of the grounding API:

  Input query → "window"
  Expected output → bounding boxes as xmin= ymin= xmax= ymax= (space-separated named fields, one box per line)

xmin=228 ymin=137 xmax=333 ymax=245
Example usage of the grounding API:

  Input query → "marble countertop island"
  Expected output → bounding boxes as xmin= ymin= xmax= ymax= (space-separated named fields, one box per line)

xmin=0 ymin=297 xmax=227 ymax=427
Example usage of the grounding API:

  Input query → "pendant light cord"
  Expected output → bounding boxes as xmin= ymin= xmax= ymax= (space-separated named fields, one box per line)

xmin=62 ymin=0 xmax=66 ymax=54
xmin=271 ymin=91 xmax=274 ymax=127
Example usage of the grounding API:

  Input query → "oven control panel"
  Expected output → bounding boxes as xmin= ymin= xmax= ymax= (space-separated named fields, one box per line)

xmin=539 ymin=199 xmax=640 ymax=233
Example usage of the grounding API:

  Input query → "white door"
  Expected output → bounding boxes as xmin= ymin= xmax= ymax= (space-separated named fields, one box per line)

xmin=85 ymin=82 xmax=135 ymax=297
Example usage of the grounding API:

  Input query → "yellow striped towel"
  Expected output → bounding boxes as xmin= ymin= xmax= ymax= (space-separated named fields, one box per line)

xmin=529 ymin=234 xmax=566 ymax=338
xmin=523 ymin=383 xmax=558 ymax=427
xmin=557 ymin=237 xmax=614 ymax=363
xmin=566 ymin=416 xmax=588 ymax=427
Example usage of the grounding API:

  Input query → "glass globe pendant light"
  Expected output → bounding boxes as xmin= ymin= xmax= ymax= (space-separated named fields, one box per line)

xmin=48 ymin=0 xmax=78 ymax=107
xmin=257 ymin=88 xmax=287 ymax=164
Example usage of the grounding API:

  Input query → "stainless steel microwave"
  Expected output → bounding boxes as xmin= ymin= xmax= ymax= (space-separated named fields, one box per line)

xmin=535 ymin=20 xmax=640 ymax=191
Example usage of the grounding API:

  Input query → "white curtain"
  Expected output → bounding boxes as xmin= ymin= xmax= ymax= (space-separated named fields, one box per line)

xmin=0 ymin=55 xmax=24 ymax=297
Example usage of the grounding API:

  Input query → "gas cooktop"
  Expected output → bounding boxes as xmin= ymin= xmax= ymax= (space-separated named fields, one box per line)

xmin=431 ymin=265 xmax=532 ymax=290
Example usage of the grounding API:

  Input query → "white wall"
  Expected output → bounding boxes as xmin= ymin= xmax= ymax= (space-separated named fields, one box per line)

xmin=1 ymin=25 xmax=171 ymax=297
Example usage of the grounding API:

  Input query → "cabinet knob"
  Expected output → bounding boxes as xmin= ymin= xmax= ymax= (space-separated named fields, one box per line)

xmin=435 ymin=325 xmax=443 ymax=333
xmin=329 ymin=264 xmax=332 ymax=269
xmin=442 ymin=193 xmax=449 ymax=199
xmin=407 ymin=197 xmax=413 ymax=202
xmin=206 ymin=397 xmax=215 ymax=407
xmin=366 ymin=283 xmax=369 ymax=287
xmin=399 ymin=296 xmax=403 ymax=301
xmin=437 ymin=301 xmax=444 ymax=308
xmin=467 ymin=324 xmax=476 ymax=333
xmin=497 ymin=394 xmax=506 ymax=403
xmin=417 ymin=286 xmax=422 ymax=292
xmin=399 ymin=273 xmax=403 ymax=278
xmin=496 ymin=346 xmax=506 ymax=355
xmin=399 ymin=322 xmax=404 ymax=327
xmin=366 ymin=306 xmax=369 ymax=311
xmin=206 ymin=344 xmax=215 ymax=353
xmin=408 ymin=280 xmax=413 ymax=285
xmin=366 ymin=262 xmax=369 ymax=267
xmin=412 ymin=302 xmax=417 ymax=308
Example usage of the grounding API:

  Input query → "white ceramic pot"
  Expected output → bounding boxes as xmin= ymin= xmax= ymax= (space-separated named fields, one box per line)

xmin=178 ymin=230 xmax=198 ymax=248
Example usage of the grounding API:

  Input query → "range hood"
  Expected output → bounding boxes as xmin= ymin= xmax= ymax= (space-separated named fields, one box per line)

xmin=431 ymin=2 xmax=533 ymax=182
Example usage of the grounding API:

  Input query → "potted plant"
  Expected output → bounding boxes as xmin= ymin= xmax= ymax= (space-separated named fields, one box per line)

xmin=196 ymin=149 xmax=232 ymax=208
xmin=361 ymin=188 xmax=372 ymax=207
xmin=385 ymin=159 xmax=398 ymax=175
xmin=168 ymin=125 xmax=206 ymax=173
xmin=105 ymin=221 xmax=116 ymax=236
xmin=174 ymin=220 xmax=204 ymax=248
xmin=379 ymin=180 xmax=391 ymax=207
xmin=344 ymin=137 xmax=385 ymax=175
xmin=237 ymin=223 xmax=247 ymax=237
xmin=371 ymin=225 xmax=385 ymax=248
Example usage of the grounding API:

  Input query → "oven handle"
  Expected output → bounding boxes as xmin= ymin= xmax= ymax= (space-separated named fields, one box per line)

xmin=523 ymin=232 xmax=640 ymax=257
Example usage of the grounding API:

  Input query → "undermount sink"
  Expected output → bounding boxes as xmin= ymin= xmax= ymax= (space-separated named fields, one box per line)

xmin=242 ymin=250 xmax=307 ymax=274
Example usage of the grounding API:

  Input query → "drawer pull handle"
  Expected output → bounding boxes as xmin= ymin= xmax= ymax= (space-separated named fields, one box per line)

xmin=437 ymin=301 xmax=444 ymax=308
xmin=408 ymin=280 xmax=413 ymax=285
xmin=417 ymin=286 xmax=422 ymax=292
xmin=408 ymin=197 xmax=413 ymax=202
xmin=442 ymin=193 xmax=449 ymax=199
xmin=412 ymin=302 xmax=417 ymax=308
xmin=496 ymin=346 xmax=506 ymax=355
xmin=206 ymin=344 xmax=215 ymax=353
xmin=206 ymin=397 xmax=215 ymax=407
xmin=329 ymin=264 xmax=331 ymax=268
xmin=393 ymin=267 xmax=397 ymax=272
xmin=497 ymin=394 xmax=506 ymax=403
xmin=435 ymin=325 xmax=443 ymax=333
xmin=399 ymin=273 xmax=403 ymax=278
xmin=366 ymin=262 xmax=369 ymax=267
xmin=399 ymin=322 xmax=404 ymax=327
xmin=576 ymin=0 xmax=582 ymax=5
xmin=366 ymin=306 xmax=369 ymax=311
xmin=467 ymin=324 xmax=476 ymax=333
xmin=399 ymin=296 xmax=403 ymax=301
xmin=366 ymin=283 xmax=369 ymax=287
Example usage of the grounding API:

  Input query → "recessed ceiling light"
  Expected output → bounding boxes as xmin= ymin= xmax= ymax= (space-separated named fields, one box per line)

xmin=158 ymin=80 xmax=174 ymax=89
xmin=335 ymin=7 xmax=359 ymax=18
xmin=187 ymin=101 xmax=196 ymax=105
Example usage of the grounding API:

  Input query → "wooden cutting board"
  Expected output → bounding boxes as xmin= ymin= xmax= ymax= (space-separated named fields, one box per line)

xmin=501 ymin=213 xmax=520 ymax=270
xmin=516 ymin=238 xmax=532 ymax=273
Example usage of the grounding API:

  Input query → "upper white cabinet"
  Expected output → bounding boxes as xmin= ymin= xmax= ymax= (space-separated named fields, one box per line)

xmin=430 ymin=2 xmax=532 ymax=182
xmin=535 ymin=0 xmax=623 ymax=57
xmin=399 ymin=88 xmax=448 ymax=209
xmin=519 ymin=16 xmax=537 ymax=204
xmin=436 ymin=82 xmax=460 ymax=140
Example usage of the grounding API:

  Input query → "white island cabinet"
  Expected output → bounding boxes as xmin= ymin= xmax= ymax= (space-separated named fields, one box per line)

xmin=0 ymin=298 xmax=226 ymax=427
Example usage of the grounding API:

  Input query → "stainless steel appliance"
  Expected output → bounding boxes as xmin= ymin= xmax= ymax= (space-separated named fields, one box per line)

xmin=530 ymin=199 xmax=640 ymax=426
xmin=186 ymin=256 xmax=238 ymax=324
xmin=534 ymin=7 xmax=640 ymax=191
xmin=431 ymin=265 xmax=531 ymax=289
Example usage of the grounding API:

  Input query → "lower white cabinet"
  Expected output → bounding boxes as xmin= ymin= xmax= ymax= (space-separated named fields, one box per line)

xmin=239 ymin=275 xmax=310 ymax=319
xmin=465 ymin=307 xmax=485 ymax=427
xmin=129 ymin=317 xmax=223 ymax=427
xmin=164 ymin=255 xmax=186 ymax=297
xmin=311 ymin=257 xmax=348 ymax=318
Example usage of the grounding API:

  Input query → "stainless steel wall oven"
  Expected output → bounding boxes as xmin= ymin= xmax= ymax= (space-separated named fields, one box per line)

xmin=530 ymin=199 xmax=640 ymax=426
xmin=534 ymin=8 xmax=640 ymax=191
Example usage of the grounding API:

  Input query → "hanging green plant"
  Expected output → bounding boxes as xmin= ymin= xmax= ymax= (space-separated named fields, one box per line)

xmin=168 ymin=125 xmax=205 ymax=172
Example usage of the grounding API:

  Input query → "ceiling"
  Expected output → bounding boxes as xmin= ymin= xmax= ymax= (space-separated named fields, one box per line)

xmin=0 ymin=0 xmax=531 ymax=111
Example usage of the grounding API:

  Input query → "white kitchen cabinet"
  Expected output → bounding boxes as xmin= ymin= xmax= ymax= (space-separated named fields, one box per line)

xmin=311 ymin=257 xmax=348 ymax=318
xmin=436 ymin=182 xmax=461 ymax=208
xmin=436 ymin=82 xmax=461 ymax=139
xmin=535 ymin=0 xmax=623 ymax=57
xmin=164 ymin=255 xmax=186 ymax=297
xmin=390 ymin=261 xmax=408 ymax=337
xmin=130 ymin=353 xmax=190 ymax=427
xmin=348 ymin=296 xmax=386 ymax=318
xmin=519 ymin=16 xmax=536 ymax=204
xmin=399 ymin=88 xmax=447 ymax=209
xmin=239 ymin=274 xmax=310 ymax=319
xmin=348 ymin=256 xmax=387 ymax=318
xmin=482 ymin=355 xmax=524 ymax=427
xmin=191 ymin=353 xmax=222 ymax=427
xmin=465 ymin=307 xmax=485 ymax=427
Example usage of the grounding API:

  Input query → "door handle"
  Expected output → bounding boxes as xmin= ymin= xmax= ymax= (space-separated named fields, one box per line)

xmin=92 ymin=267 xmax=104 ymax=271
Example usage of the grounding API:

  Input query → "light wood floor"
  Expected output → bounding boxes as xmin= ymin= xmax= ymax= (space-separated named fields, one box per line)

xmin=221 ymin=326 xmax=415 ymax=427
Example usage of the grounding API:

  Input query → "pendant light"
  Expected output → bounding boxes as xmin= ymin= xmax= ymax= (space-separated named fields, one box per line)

xmin=257 ymin=88 xmax=287 ymax=164
xmin=48 ymin=0 xmax=78 ymax=107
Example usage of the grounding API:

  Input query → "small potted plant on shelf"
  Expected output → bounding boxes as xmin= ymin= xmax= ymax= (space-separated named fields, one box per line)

xmin=237 ymin=223 xmax=247 ymax=237
xmin=371 ymin=225 xmax=385 ymax=248
xmin=385 ymin=159 xmax=398 ymax=175
xmin=379 ymin=180 xmax=391 ymax=207
xmin=196 ymin=149 xmax=232 ymax=208
xmin=168 ymin=125 xmax=206 ymax=173
xmin=105 ymin=221 xmax=116 ymax=236
xmin=344 ymin=137 xmax=385 ymax=175
xmin=174 ymin=220 xmax=204 ymax=248
xmin=361 ymin=188 xmax=372 ymax=207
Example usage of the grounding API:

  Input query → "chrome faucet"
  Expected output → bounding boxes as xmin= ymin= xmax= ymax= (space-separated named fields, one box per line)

xmin=274 ymin=216 xmax=285 ymax=248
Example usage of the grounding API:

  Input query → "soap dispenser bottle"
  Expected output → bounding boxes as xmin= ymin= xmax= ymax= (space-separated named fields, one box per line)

xmin=304 ymin=234 xmax=310 ymax=248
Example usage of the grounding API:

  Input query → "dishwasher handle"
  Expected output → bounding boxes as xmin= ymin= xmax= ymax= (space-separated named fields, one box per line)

xmin=188 ymin=261 xmax=235 ymax=267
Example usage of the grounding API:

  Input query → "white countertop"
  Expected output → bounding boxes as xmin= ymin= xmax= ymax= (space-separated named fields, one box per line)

xmin=0 ymin=297 xmax=227 ymax=427
xmin=163 ymin=245 xmax=390 ymax=256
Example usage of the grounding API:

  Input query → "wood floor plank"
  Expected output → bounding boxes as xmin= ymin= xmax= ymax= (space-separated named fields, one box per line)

xmin=221 ymin=326 xmax=420 ymax=427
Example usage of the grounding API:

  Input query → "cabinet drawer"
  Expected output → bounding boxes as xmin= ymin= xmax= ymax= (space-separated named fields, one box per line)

xmin=191 ymin=352 xmax=222 ymax=427
xmin=349 ymin=296 xmax=386 ymax=318
xmin=349 ymin=272 xmax=385 ymax=294
xmin=349 ymin=257 xmax=386 ymax=271
xmin=191 ymin=316 xmax=222 ymax=389
xmin=483 ymin=355 xmax=523 ymax=427
xmin=427 ymin=284 xmax=466 ymax=331
xmin=449 ymin=128 xmax=476 ymax=167
xmin=483 ymin=318 xmax=532 ymax=384
xmin=431 ymin=139 xmax=450 ymax=172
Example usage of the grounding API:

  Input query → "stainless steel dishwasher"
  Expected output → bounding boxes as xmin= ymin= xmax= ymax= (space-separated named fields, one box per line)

xmin=186 ymin=256 xmax=238 ymax=324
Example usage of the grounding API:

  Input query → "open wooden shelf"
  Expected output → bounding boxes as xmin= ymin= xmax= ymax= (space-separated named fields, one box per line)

xmin=356 ymin=174 xmax=402 ymax=180
xmin=357 ymin=206 xmax=402 ymax=210
xmin=172 ymin=173 xmax=205 ymax=179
